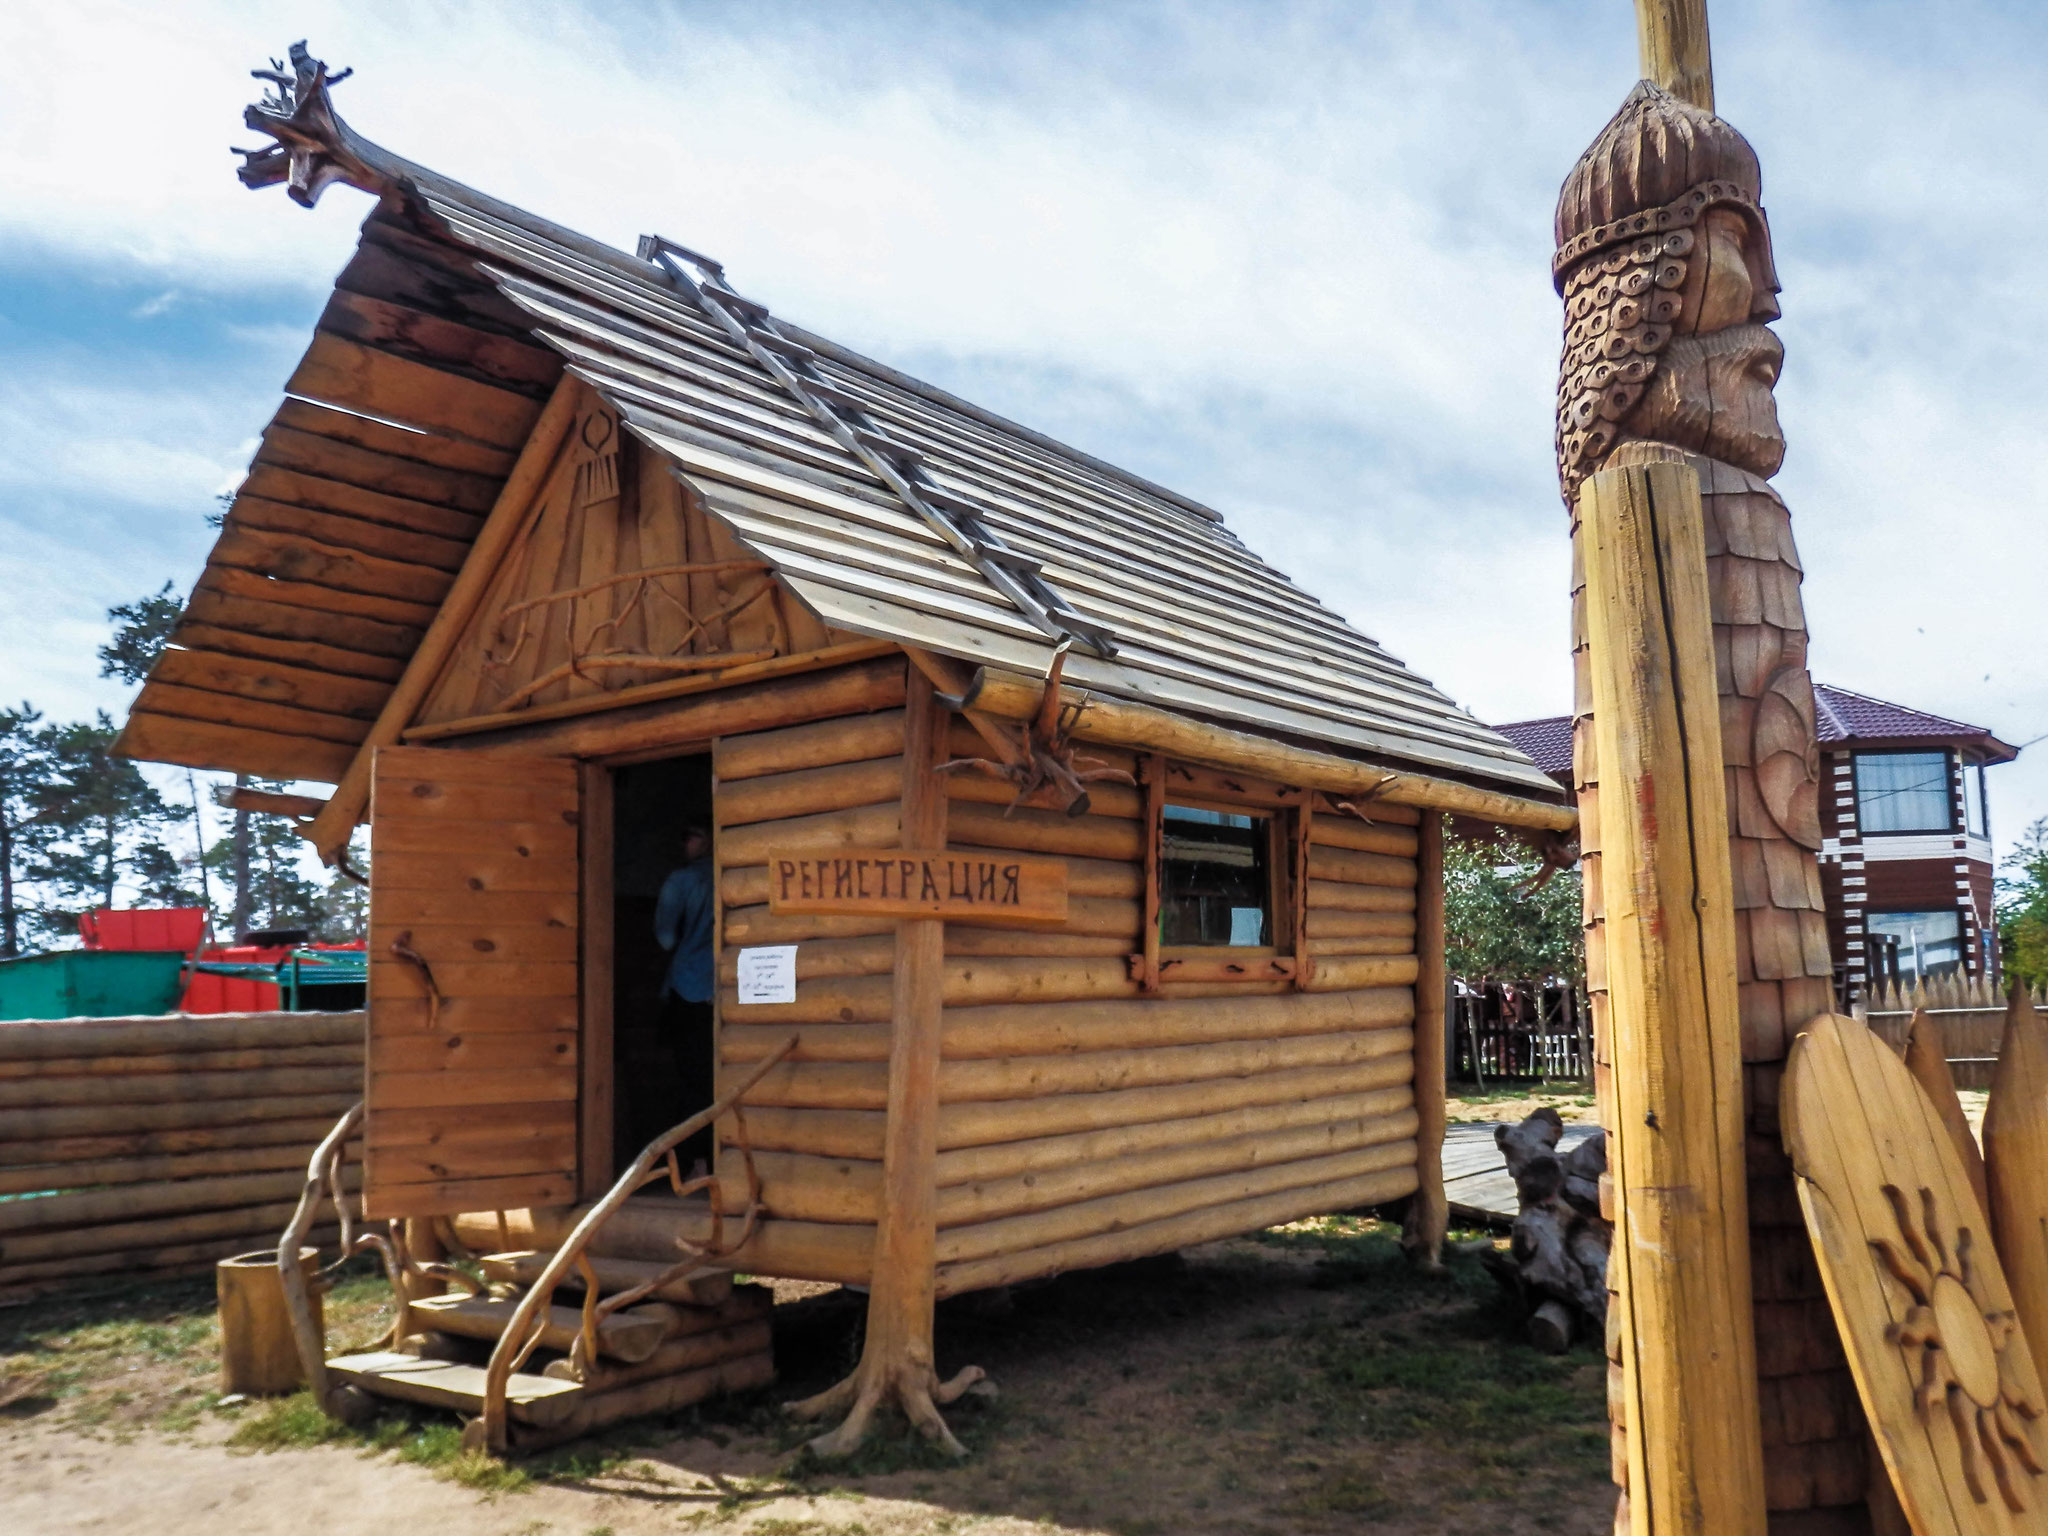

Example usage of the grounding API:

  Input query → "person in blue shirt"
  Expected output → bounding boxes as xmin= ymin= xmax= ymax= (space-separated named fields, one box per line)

xmin=654 ymin=824 xmax=716 ymax=1005
xmin=651 ymin=823 xmax=716 ymax=1170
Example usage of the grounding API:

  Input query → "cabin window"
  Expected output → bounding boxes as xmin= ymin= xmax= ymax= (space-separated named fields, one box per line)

xmin=1160 ymin=804 xmax=1275 ymax=947
xmin=1853 ymin=750 xmax=1953 ymax=835
xmin=1865 ymin=910 xmax=1964 ymax=984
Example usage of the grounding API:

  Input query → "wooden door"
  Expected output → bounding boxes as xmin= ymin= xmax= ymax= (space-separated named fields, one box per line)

xmin=364 ymin=745 xmax=581 ymax=1219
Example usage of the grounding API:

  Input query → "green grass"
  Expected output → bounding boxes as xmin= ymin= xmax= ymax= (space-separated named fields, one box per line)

xmin=1237 ymin=1215 xmax=1607 ymax=1502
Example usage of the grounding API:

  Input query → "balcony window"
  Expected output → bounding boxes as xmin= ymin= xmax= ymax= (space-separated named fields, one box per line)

xmin=1853 ymin=751 xmax=1953 ymax=835
xmin=1866 ymin=910 xmax=1963 ymax=984
xmin=1964 ymin=762 xmax=1989 ymax=839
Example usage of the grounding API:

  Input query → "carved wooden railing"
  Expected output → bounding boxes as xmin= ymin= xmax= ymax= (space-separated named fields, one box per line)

xmin=470 ymin=1035 xmax=800 ymax=1453
xmin=277 ymin=1100 xmax=484 ymax=1415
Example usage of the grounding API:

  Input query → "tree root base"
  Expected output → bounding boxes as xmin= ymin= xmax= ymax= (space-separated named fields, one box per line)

xmin=788 ymin=1357 xmax=991 ymax=1458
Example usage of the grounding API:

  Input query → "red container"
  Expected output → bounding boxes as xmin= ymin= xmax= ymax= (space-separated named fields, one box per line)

xmin=176 ymin=969 xmax=282 ymax=1014
xmin=79 ymin=907 xmax=209 ymax=954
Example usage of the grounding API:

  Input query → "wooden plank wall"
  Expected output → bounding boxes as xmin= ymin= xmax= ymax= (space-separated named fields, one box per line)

xmin=707 ymin=701 xmax=1426 ymax=1290
xmin=0 ymin=1012 xmax=363 ymax=1301
xmin=117 ymin=209 xmax=562 ymax=783
xmin=364 ymin=747 xmax=581 ymax=1219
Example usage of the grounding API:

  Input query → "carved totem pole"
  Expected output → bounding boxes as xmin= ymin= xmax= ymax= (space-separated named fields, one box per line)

xmin=1555 ymin=83 xmax=1874 ymax=1530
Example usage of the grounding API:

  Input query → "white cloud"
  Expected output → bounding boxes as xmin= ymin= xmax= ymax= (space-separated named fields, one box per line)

xmin=0 ymin=0 xmax=2043 ymax=862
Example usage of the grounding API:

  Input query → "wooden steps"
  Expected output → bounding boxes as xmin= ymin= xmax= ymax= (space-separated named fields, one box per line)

xmin=478 ymin=1248 xmax=733 ymax=1307
xmin=410 ymin=1292 xmax=670 ymax=1363
xmin=327 ymin=1351 xmax=584 ymax=1427
xmin=327 ymin=1268 xmax=777 ymax=1450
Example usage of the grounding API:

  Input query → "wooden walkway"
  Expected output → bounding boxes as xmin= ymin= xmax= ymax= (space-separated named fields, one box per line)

xmin=1442 ymin=1121 xmax=1601 ymax=1225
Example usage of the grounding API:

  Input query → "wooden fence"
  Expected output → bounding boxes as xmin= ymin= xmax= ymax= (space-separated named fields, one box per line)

xmin=1856 ymin=975 xmax=2048 ymax=1091
xmin=1450 ymin=980 xmax=1590 ymax=1085
xmin=0 ymin=1011 xmax=363 ymax=1301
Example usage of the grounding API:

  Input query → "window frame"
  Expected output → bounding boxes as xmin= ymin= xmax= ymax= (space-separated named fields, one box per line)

xmin=1134 ymin=755 xmax=1312 ymax=990
xmin=1964 ymin=759 xmax=1989 ymax=840
xmin=1852 ymin=749 xmax=1956 ymax=836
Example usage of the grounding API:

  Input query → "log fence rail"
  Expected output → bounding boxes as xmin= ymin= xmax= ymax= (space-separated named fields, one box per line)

xmin=0 ymin=1010 xmax=365 ymax=1301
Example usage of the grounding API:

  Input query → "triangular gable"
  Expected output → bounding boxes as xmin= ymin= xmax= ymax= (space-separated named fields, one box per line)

xmin=407 ymin=387 xmax=850 ymax=732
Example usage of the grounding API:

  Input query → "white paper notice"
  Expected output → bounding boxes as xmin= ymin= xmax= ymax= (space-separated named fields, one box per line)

xmin=734 ymin=945 xmax=798 ymax=1005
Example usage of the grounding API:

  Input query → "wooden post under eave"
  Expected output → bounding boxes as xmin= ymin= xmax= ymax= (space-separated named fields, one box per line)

xmin=1581 ymin=459 xmax=1765 ymax=1536
xmin=1635 ymin=0 xmax=1714 ymax=112
xmin=791 ymin=667 xmax=985 ymax=1454
xmin=1401 ymin=809 xmax=1448 ymax=1271
xmin=578 ymin=761 xmax=616 ymax=1200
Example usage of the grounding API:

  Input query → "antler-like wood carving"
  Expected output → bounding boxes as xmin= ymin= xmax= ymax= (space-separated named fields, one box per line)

xmin=236 ymin=41 xmax=380 ymax=207
xmin=937 ymin=641 xmax=1134 ymax=818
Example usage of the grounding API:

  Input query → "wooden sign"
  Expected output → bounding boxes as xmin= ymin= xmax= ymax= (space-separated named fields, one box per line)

xmin=766 ymin=848 xmax=1067 ymax=924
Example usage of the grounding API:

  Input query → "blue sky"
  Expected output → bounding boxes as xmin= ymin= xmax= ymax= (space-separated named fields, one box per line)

xmin=2 ymin=0 xmax=2043 ymax=877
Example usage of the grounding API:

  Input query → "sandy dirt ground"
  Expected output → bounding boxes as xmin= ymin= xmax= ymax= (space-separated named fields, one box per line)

xmin=1 ymin=1218 xmax=1616 ymax=1536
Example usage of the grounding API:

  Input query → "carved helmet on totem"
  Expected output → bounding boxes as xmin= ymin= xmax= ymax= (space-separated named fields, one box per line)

xmin=1552 ymin=80 xmax=1780 ymax=504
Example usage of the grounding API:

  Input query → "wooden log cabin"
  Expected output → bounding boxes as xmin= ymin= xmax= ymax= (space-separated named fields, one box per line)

xmin=112 ymin=47 xmax=1573 ymax=1450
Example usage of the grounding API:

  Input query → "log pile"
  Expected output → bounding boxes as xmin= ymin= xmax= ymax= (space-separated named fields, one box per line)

xmin=1482 ymin=1109 xmax=1611 ymax=1352
xmin=0 ymin=1011 xmax=363 ymax=1300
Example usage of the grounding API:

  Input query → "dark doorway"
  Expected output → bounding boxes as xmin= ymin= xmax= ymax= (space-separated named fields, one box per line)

xmin=612 ymin=753 xmax=716 ymax=1174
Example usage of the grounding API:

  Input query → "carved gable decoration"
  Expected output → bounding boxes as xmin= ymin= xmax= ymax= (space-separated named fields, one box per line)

xmin=413 ymin=390 xmax=835 ymax=727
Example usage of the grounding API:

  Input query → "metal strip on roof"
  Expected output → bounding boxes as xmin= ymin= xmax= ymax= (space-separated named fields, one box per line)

xmin=400 ymin=177 xmax=1559 ymax=799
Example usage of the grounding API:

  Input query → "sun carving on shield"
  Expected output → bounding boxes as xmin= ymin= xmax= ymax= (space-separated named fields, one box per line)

xmin=1874 ymin=1183 xmax=2046 ymax=1510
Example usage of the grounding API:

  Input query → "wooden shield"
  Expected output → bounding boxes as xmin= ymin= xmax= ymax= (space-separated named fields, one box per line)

xmin=1785 ymin=1013 xmax=2048 ymax=1534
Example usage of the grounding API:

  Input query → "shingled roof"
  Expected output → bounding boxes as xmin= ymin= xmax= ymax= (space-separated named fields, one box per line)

xmin=1813 ymin=684 xmax=2019 ymax=760
xmin=1495 ymin=684 xmax=2021 ymax=785
xmin=116 ymin=46 xmax=1556 ymax=804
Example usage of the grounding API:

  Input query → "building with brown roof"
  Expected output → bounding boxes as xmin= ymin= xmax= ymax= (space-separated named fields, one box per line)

xmin=1497 ymin=684 xmax=2019 ymax=1005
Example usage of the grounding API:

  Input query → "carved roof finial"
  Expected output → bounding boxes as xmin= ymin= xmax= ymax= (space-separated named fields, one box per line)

xmin=235 ymin=41 xmax=378 ymax=207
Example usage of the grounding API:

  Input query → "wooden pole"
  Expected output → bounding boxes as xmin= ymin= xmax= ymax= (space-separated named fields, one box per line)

xmin=1580 ymin=458 xmax=1765 ymax=1536
xmin=1635 ymin=0 xmax=1714 ymax=111
xmin=789 ymin=670 xmax=985 ymax=1455
xmin=578 ymin=761 xmax=616 ymax=1200
xmin=1401 ymin=809 xmax=1447 ymax=1272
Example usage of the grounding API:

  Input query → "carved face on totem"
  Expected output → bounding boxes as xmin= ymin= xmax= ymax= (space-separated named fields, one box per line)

xmin=1553 ymin=83 xmax=1788 ymax=504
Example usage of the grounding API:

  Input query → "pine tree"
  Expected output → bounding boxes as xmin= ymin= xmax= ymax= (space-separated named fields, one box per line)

xmin=29 ymin=713 xmax=185 ymax=941
xmin=96 ymin=583 xmax=182 ymax=686
xmin=0 ymin=706 xmax=52 ymax=958
xmin=204 ymin=784 xmax=331 ymax=937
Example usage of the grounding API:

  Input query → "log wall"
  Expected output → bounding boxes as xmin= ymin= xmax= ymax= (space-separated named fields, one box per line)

xmin=0 ymin=1012 xmax=362 ymax=1301
xmin=688 ymin=688 xmax=1429 ymax=1290
xmin=931 ymin=752 xmax=1422 ymax=1294
xmin=709 ymin=692 xmax=908 ymax=1274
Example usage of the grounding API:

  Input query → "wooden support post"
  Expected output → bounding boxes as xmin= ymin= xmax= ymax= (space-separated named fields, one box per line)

xmin=1138 ymin=753 xmax=1164 ymax=993
xmin=1289 ymin=799 xmax=1314 ymax=988
xmin=1401 ymin=809 xmax=1447 ymax=1272
xmin=1580 ymin=459 xmax=1765 ymax=1536
xmin=1634 ymin=0 xmax=1713 ymax=111
xmin=579 ymin=762 xmax=616 ymax=1200
xmin=790 ymin=670 xmax=985 ymax=1455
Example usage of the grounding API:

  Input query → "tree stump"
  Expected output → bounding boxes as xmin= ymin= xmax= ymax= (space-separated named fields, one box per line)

xmin=1482 ymin=1109 xmax=1611 ymax=1352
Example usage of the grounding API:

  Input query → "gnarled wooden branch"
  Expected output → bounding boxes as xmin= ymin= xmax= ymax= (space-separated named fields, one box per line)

xmin=938 ymin=641 xmax=1133 ymax=817
xmin=236 ymin=42 xmax=380 ymax=208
